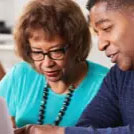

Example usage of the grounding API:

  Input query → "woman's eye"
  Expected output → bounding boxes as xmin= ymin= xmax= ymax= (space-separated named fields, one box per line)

xmin=32 ymin=51 xmax=42 ymax=54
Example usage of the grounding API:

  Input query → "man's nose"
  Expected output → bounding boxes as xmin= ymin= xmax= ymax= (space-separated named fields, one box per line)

xmin=98 ymin=35 xmax=109 ymax=51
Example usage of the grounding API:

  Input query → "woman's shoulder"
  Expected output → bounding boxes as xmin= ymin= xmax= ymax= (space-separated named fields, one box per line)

xmin=11 ymin=61 xmax=40 ymax=76
xmin=13 ymin=61 xmax=32 ymax=69
xmin=87 ymin=60 xmax=109 ymax=76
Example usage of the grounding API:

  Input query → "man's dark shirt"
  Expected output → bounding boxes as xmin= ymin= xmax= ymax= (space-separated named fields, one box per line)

xmin=66 ymin=65 xmax=134 ymax=134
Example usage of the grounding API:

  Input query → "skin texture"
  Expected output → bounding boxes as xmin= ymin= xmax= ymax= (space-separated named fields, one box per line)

xmin=90 ymin=2 xmax=134 ymax=71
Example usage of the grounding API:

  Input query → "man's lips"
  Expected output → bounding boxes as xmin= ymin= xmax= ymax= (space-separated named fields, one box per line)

xmin=110 ymin=53 xmax=119 ymax=63
xmin=106 ymin=52 xmax=119 ymax=63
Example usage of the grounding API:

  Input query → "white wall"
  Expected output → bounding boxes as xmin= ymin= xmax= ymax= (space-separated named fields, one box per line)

xmin=14 ymin=0 xmax=29 ymax=23
xmin=0 ymin=0 xmax=28 ymax=27
xmin=0 ymin=0 xmax=15 ymax=27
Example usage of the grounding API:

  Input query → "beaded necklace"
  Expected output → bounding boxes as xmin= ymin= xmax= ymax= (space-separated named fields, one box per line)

xmin=37 ymin=83 xmax=74 ymax=126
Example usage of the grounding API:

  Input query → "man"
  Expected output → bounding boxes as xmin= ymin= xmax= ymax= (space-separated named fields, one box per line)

xmin=66 ymin=0 xmax=134 ymax=133
xmin=65 ymin=0 xmax=134 ymax=133
xmin=15 ymin=0 xmax=134 ymax=133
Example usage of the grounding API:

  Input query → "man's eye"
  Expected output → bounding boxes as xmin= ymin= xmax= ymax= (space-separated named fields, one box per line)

xmin=102 ymin=26 xmax=112 ymax=32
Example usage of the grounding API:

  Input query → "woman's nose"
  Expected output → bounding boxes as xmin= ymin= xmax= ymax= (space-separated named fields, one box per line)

xmin=42 ymin=55 xmax=55 ymax=67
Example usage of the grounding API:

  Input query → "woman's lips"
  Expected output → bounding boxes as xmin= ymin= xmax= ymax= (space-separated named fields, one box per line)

xmin=44 ymin=70 xmax=60 ymax=77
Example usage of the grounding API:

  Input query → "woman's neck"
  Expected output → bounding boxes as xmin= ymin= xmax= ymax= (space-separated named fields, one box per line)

xmin=72 ymin=61 xmax=88 ymax=87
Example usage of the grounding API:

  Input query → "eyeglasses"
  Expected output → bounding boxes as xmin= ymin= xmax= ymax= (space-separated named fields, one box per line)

xmin=29 ymin=45 xmax=69 ymax=61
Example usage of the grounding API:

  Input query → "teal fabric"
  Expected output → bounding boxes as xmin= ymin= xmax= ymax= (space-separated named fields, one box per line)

xmin=0 ymin=61 xmax=109 ymax=127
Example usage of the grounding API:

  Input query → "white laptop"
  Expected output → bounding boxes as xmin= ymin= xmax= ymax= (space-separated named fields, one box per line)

xmin=0 ymin=97 xmax=14 ymax=134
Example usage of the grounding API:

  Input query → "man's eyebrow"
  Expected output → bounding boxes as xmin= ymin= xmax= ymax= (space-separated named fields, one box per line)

xmin=95 ymin=19 xmax=110 ymax=26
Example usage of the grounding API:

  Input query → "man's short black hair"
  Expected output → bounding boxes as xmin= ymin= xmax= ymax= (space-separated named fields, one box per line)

xmin=87 ymin=0 xmax=134 ymax=11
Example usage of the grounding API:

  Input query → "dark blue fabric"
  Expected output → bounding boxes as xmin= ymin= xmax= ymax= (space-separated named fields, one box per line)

xmin=65 ymin=65 xmax=134 ymax=134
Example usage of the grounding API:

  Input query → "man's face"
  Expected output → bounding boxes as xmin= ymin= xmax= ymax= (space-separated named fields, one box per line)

xmin=90 ymin=2 xmax=134 ymax=71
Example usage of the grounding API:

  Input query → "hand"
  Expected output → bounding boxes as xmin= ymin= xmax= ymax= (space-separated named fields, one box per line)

xmin=14 ymin=125 xmax=33 ymax=134
xmin=29 ymin=125 xmax=65 ymax=134
xmin=14 ymin=124 xmax=65 ymax=134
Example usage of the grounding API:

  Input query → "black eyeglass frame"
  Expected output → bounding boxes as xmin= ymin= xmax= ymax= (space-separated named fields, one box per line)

xmin=29 ymin=44 xmax=70 ymax=61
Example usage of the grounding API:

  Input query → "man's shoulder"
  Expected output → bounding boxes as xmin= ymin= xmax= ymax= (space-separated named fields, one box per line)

xmin=109 ymin=64 xmax=134 ymax=77
xmin=105 ymin=64 xmax=134 ymax=88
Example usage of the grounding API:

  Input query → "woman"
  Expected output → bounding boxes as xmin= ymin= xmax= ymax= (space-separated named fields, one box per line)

xmin=0 ymin=0 xmax=108 ymax=128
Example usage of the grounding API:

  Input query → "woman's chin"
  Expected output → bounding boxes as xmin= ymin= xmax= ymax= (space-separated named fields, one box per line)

xmin=45 ymin=76 xmax=61 ymax=82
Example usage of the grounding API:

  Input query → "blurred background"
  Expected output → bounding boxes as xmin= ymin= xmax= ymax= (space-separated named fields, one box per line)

xmin=0 ymin=0 xmax=113 ymax=72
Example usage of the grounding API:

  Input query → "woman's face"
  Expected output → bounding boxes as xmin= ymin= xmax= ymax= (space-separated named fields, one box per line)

xmin=29 ymin=29 xmax=74 ymax=82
